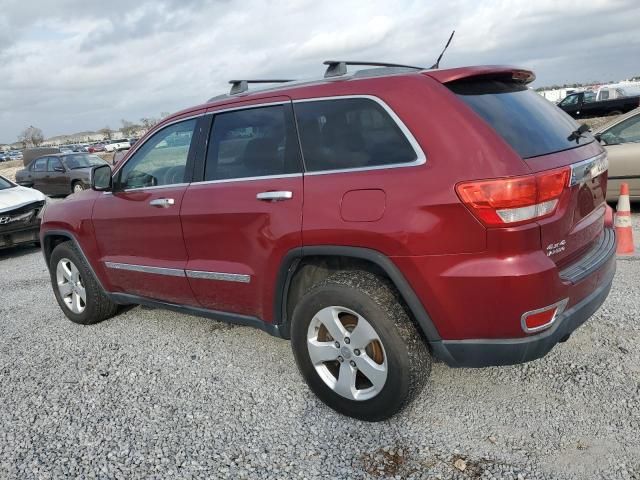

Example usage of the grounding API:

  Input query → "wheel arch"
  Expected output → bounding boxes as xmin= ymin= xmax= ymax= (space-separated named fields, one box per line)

xmin=41 ymin=230 xmax=107 ymax=293
xmin=274 ymin=246 xmax=442 ymax=344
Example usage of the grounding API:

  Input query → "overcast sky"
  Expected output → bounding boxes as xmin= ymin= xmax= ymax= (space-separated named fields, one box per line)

xmin=1 ymin=0 xmax=639 ymax=143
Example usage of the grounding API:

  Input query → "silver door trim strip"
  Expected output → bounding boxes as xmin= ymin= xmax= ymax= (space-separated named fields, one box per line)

xmin=185 ymin=270 xmax=251 ymax=283
xmin=104 ymin=262 xmax=186 ymax=277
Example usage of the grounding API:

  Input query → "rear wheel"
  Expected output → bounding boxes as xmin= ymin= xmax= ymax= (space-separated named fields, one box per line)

xmin=72 ymin=181 xmax=85 ymax=194
xmin=290 ymin=270 xmax=431 ymax=421
xmin=49 ymin=241 xmax=119 ymax=325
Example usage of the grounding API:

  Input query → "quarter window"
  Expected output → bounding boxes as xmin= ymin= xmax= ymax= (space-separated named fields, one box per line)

xmin=205 ymin=104 xmax=301 ymax=181
xmin=118 ymin=119 xmax=196 ymax=189
xmin=31 ymin=157 xmax=47 ymax=172
xmin=294 ymin=98 xmax=418 ymax=172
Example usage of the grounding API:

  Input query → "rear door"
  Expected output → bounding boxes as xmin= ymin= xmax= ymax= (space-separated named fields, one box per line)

xmin=30 ymin=157 xmax=49 ymax=193
xmin=180 ymin=99 xmax=303 ymax=321
xmin=92 ymin=115 xmax=202 ymax=305
xmin=46 ymin=157 xmax=68 ymax=195
xmin=449 ymin=77 xmax=607 ymax=265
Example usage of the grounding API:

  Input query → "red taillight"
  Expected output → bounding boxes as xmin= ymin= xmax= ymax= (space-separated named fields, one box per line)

xmin=456 ymin=167 xmax=570 ymax=227
xmin=521 ymin=299 xmax=568 ymax=334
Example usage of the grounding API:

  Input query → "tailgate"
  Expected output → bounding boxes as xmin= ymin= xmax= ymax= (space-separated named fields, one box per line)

xmin=523 ymin=143 xmax=608 ymax=266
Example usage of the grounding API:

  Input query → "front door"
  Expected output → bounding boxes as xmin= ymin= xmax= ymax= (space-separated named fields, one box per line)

xmin=29 ymin=157 xmax=49 ymax=194
xmin=181 ymin=101 xmax=303 ymax=322
xmin=92 ymin=116 xmax=201 ymax=305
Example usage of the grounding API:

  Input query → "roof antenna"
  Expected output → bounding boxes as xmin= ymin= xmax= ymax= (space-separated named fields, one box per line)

xmin=430 ymin=30 xmax=455 ymax=69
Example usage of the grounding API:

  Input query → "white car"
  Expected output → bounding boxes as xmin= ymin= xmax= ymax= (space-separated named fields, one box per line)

xmin=0 ymin=175 xmax=47 ymax=249
xmin=104 ymin=139 xmax=131 ymax=152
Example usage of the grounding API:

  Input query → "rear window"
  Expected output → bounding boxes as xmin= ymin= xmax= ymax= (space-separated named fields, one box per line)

xmin=449 ymin=79 xmax=593 ymax=159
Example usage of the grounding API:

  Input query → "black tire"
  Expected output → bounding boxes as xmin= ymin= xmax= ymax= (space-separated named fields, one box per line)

xmin=49 ymin=241 xmax=119 ymax=325
xmin=71 ymin=181 xmax=85 ymax=194
xmin=290 ymin=270 xmax=431 ymax=421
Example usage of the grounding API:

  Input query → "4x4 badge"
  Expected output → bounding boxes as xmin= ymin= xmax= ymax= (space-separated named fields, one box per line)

xmin=0 ymin=216 xmax=11 ymax=225
xmin=546 ymin=240 xmax=567 ymax=257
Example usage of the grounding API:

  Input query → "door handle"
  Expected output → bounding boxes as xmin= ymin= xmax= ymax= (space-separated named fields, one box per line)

xmin=149 ymin=198 xmax=175 ymax=208
xmin=256 ymin=191 xmax=293 ymax=202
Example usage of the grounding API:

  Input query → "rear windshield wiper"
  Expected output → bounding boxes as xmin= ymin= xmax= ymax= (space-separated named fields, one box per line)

xmin=567 ymin=123 xmax=590 ymax=143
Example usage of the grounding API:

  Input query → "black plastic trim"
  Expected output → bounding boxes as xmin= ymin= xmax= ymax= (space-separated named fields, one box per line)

xmin=273 ymin=246 xmax=442 ymax=343
xmin=608 ymin=175 xmax=640 ymax=180
xmin=559 ymin=228 xmax=616 ymax=283
xmin=109 ymin=293 xmax=284 ymax=337
xmin=437 ymin=264 xmax=616 ymax=368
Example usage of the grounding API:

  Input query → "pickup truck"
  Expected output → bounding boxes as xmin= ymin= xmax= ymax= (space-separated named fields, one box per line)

xmin=558 ymin=91 xmax=640 ymax=118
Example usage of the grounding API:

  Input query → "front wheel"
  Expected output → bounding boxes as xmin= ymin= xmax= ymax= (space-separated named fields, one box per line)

xmin=290 ymin=270 xmax=431 ymax=421
xmin=49 ymin=241 xmax=119 ymax=325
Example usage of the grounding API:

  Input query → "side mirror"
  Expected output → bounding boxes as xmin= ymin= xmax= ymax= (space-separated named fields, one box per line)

xmin=594 ymin=133 xmax=602 ymax=143
xmin=91 ymin=164 xmax=112 ymax=191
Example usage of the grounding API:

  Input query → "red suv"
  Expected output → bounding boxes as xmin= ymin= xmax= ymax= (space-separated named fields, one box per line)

xmin=40 ymin=62 xmax=616 ymax=421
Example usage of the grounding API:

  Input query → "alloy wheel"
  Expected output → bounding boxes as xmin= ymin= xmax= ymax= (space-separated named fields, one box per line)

xmin=56 ymin=258 xmax=87 ymax=314
xmin=306 ymin=306 xmax=388 ymax=401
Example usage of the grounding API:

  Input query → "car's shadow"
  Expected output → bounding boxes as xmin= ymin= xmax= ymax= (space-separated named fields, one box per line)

xmin=0 ymin=243 xmax=41 ymax=261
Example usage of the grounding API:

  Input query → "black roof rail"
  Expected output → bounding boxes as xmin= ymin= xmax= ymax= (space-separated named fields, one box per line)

xmin=228 ymin=79 xmax=295 ymax=95
xmin=323 ymin=60 xmax=425 ymax=78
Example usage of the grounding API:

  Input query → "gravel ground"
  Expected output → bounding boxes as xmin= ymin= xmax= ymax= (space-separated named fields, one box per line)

xmin=1 ymin=211 xmax=639 ymax=480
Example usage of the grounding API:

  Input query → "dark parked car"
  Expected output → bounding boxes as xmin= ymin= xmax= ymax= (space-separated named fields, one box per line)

xmin=40 ymin=62 xmax=615 ymax=421
xmin=558 ymin=91 xmax=640 ymax=118
xmin=0 ymin=174 xmax=46 ymax=249
xmin=15 ymin=153 xmax=109 ymax=195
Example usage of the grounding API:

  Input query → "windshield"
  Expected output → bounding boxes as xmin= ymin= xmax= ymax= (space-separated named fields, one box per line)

xmin=0 ymin=175 xmax=15 ymax=190
xmin=63 ymin=154 xmax=106 ymax=169
xmin=449 ymin=79 xmax=593 ymax=159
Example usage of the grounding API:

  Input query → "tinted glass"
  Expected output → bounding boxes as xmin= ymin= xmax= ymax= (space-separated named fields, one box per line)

xmin=294 ymin=98 xmax=417 ymax=172
xmin=48 ymin=157 xmax=64 ymax=171
xmin=63 ymin=154 xmax=106 ymax=169
xmin=205 ymin=105 xmax=300 ymax=181
xmin=31 ymin=157 xmax=47 ymax=171
xmin=449 ymin=80 xmax=593 ymax=159
xmin=0 ymin=176 xmax=13 ymax=190
xmin=119 ymin=119 xmax=196 ymax=189
xmin=602 ymin=114 xmax=640 ymax=144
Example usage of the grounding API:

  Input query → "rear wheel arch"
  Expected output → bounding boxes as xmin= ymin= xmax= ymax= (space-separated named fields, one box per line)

xmin=274 ymin=246 xmax=442 ymax=343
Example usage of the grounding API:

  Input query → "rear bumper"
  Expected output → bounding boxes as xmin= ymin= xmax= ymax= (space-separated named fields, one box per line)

xmin=431 ymin=266 xmax=614 ymax=367
xmin=429 ymin=228 xmax=617 ymax=367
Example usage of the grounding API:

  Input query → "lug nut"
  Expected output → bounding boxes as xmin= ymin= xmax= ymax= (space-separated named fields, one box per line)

xmin=337 ymin=356 xmax=344 ymax=363
xmin=344 ymin=337 xmax=350 ymax=344
xmin=350 ymin=360 xmax=356 ymax=367
xmin=334 ymin=341 xmax=340 ymax=348
xmin=354 ymin=349 xmax=360 ymax=356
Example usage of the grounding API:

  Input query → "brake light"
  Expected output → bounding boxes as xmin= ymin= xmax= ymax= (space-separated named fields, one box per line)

xmin=521 ymin=299 xmax=568 ymax=334
xmin=456 ymin=167 xmax=570 ymax=227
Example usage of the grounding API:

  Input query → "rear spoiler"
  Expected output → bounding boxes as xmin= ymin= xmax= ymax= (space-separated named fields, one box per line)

xmin=424 ymin=65 xmax=535 ymax=85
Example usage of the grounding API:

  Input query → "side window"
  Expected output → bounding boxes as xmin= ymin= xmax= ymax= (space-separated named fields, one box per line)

xmin=294 ymin=98 xmax=418 ymax=172
xmin=31 ymin=157 xmax=47 ymax=172
xmin=204 ymin=104 xmax=301 ymax=181
xmin=48 ymin=157 xmax=64 ymax=171
xmin=560 ymin=95 xmax=578 ymax=107
xmin=118 ymin=119 xmax=196 ymax=189
xmin=602 ymin=115 xmax=640 ymax=145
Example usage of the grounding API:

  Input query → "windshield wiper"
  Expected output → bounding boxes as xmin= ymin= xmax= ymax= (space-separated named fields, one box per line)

xmin=567 ymin=123 xmax=590 ymax=143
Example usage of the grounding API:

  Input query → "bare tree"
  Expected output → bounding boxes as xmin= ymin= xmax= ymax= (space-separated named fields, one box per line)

xmin=160 ymin=112 xmax=171 ymax=119
xmin=98 ymin=127 xmax=114 ymax=141
xmin=18 ymin=126 xmax=44 ymax=148
xmin=121 ymin=119 xmax=139 ymax=137
xmin=140 ymin=117 xmax=159 ymax=131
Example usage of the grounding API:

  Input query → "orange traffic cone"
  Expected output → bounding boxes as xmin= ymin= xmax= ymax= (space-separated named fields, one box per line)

xmin=615 ymin=183 xmax=635 ymax=255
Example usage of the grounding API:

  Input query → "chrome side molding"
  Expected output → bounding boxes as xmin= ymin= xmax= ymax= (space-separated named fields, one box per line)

xmin=104 ymin=261 xmax=251 ymax=283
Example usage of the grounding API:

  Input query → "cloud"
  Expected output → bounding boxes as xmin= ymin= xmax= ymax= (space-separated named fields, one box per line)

xmin=0 ymin=0 xmax=639 ymax=143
